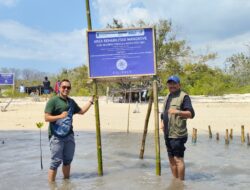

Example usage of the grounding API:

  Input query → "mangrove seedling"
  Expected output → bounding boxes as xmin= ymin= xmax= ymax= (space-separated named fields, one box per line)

xmin=36 ymin=122 xmax=44 ymax=170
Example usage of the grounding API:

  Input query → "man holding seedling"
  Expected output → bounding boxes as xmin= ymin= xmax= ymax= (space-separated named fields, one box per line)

xmin=160 ymin=75 xmax=195 ymax=180
xmin=45 ymin=79 xmax=94 ymax=182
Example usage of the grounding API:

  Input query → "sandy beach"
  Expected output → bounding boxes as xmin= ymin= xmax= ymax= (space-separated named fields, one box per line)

xmin=1 ymin=94 xmax=250 ymax=136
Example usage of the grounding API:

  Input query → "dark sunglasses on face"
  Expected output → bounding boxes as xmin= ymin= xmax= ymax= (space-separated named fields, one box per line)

xmin=61 ymin=86 xmax=71 ymax=90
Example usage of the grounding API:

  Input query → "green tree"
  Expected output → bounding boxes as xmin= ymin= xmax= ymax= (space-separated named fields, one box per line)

xmin=181 ymin=63 xmax=234 ymax=95
xmin=56 ymin=65 xmax=92 ymax=96
xmin=226 ymin=53 xmax=250 ymax=86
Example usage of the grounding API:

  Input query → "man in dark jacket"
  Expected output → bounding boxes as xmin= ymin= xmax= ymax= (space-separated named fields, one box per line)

xmin=160 ymin=75 xmax=195 ymax=180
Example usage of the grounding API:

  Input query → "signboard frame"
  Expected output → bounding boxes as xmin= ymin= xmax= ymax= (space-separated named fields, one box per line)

xmin=0 ymin=73 xmax=15 ymax=95
xmin=86 ymin=27 xmax=156 ymax=80
xmin=0 ymin=73 xmax=15 ymax=86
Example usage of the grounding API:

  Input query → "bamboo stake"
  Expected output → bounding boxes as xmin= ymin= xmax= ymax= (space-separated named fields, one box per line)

xmin=194 ymin=128 xmax=197 ymax=143
xmin=225 ymin=129 xmax=229 ymax=145
xmin=106 ymin=86 xmax=109 ymax=104
xmin=86 ymin=0 xmax=92 ymax=29
xmin=192 ymin=128 xmax=195 ymax=143
xmin=247 ymin=133 xmax=250 ymax=146
xmin=127 ymin=88 xmax=131 ymax=133
xmin=216 ymin=133 xmax=220 ymax=141
xmin=139 ymin=90 xmax=153 ymax=159
xmin=86 ymin=0 xmax=103 ymax=176
xmin=241 ymin=125 xmax=245 ymax=143
xmin=153 ymin=26 xmax=161 ymax=176
xmin=93 ymin=81 xmax=103 ymax=176
xmin=229 ymin=128 xmax=233 ymax=140
xmin=208 ymin=125 xmax=212 ymax=139
xmin=12 ymin=74 xmax=15 ymax=97
xmin=153 ymin=77 xmax=161 ymax=176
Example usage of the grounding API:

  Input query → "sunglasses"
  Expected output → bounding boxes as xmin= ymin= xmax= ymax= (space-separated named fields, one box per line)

xmin=61 ymin=86 xmax=71 ymax=90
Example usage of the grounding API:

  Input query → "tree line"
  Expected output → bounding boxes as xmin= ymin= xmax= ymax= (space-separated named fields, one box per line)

xmin=1 ymin=19 xmax=250 ymax=96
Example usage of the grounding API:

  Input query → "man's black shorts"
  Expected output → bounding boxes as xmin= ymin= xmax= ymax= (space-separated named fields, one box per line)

xmin=165 ymin=137 xmax=188 ymax=158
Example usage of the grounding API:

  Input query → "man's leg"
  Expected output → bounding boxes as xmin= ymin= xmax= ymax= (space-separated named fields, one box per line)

xmin=63 ymin=134 xmax=75 ymax=179
xmin=174 ymin=156 xmax=185 ymax=180
xmin=168 ymin=156 xmax=178 ymax=178
xmin=165 ymin=138 xmax=178 ymax=178
xmin=62 ymin=165 xmax=71 ymax=179
xmin=48 ymin=169 xmax=57 ymax=182
xmin=49 ymin=136 xmax=64 ymax=182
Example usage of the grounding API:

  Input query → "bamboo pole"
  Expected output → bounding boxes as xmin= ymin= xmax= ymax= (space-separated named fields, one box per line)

xmin=192 ymin=128 xmax=195 ymax=143
xmin=194 ymin=128 xmax=197 ymax=143
xmin=208 ymin=125 xmax=212 ymax=139
xmin=124 ymin=89 xmax=127 ymax=103
xmin=93 ymin=81 xmax=103 ymax=176
xmin=229 ymin=128 xmax=233 ymax=140
xmin=127 ymin=88 xmax=131 ymax=133
xmin=225 ymin=129 xmax=229 ymax=145
xmin=106 ymin=86 xmax=109 ymax=104
xmin=241 ymin=125 xmax=245 ymax=143
xmin=216 ymin=133 xmax=219 ymax=141
xmin=139 ymin=89 xmax=153 ymax=159
xmin=12 ymin=73 xmax=15 ymax=97
xmin=86 ymin=0 xmax=103 ymax=176
xmin=153 ymin=77 xmax=161 ymax=176
xmin=86 ymin=0 xmax=92 ymax=29
xmin=247 ymin=133 xmax=250 ymax=146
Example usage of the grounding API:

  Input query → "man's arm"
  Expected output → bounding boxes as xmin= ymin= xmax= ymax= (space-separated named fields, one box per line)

xmin=45 ymin=112 xmax=68 ymax=122
xmin=77 ymin=97 xmax=94 ymax=115
xmin=168 ymin=95 xmax=195 ymax=119
xmin=168 ymin=108 xmax=192 ymax=119
xmin=44 ymin=99 xmax=67 ymax=122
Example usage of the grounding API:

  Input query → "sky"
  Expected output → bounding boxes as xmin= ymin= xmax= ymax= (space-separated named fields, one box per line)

xmin=0 ymin=0 xmax=250 ymax=74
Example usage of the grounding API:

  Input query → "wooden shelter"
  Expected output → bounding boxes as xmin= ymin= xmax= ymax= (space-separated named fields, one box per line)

xmin=110 ymin=87 xmax=149 ymax=103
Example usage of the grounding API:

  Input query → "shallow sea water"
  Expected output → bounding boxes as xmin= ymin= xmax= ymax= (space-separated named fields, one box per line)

xmin=0 ymin=131 xmax=250 ymax=190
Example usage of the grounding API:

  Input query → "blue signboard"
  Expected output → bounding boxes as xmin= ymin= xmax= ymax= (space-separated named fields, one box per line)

xmin=87 ymin=27 xmax=156 ymax=78
xmin=0 ymin=73 xmax=14 ymax=85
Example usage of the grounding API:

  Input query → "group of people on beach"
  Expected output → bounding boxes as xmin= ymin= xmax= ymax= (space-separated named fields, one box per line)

xmin=18 ymin=76 xmax=60 ymax=95
xmin=44 ymin=75 xmax=195 ymax=182
xmin=43 ymin=77 xmax=61 ymax=95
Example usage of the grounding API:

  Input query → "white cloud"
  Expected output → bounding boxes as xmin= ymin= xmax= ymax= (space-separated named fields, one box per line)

xmin=92 ymin=0 xmax=160 ymax=26
xmin=92 ymin=0 xmax=250 ymax=67
xmin=92 ymin=0 xmax=250 ymax=39
xmin=0 ymin=20 xmax=87 ymax=66
xmin=192 ymin=32 xmax=250 ymax=66
xmin=0 ymin=0 xmax=18 ymax=7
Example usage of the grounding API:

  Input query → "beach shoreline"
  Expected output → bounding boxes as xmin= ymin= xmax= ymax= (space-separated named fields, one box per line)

xmin=1 ymin=94 xmax=250 ymax=136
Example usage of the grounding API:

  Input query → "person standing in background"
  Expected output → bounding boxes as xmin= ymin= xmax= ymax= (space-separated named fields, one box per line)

xmin=43 ymin=76 xmax=51 ymax=94
xmin=19 ymin=84 xmax=25 ymax=93
xmin=54 ymin=80 xmax=60 ymax=94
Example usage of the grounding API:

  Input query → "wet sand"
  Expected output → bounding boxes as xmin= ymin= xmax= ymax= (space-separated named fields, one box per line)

xmin=0 ymin=131 xmax=250 ymax=190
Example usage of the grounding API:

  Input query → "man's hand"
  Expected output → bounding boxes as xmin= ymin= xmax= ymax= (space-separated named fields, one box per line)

xmin=89 ymin=96 xmax=94 ymax=104
xmin=60 ymin=111 xmax=68 ymax=119
xmin=168 ymin=108 xmax=180 ymax=115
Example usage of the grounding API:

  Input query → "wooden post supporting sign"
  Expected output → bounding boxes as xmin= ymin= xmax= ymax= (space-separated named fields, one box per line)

xmin=139 ymin=89 xmax=153 ymax=159
xmin=86 ymin=0 xmax=103 ymax=176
